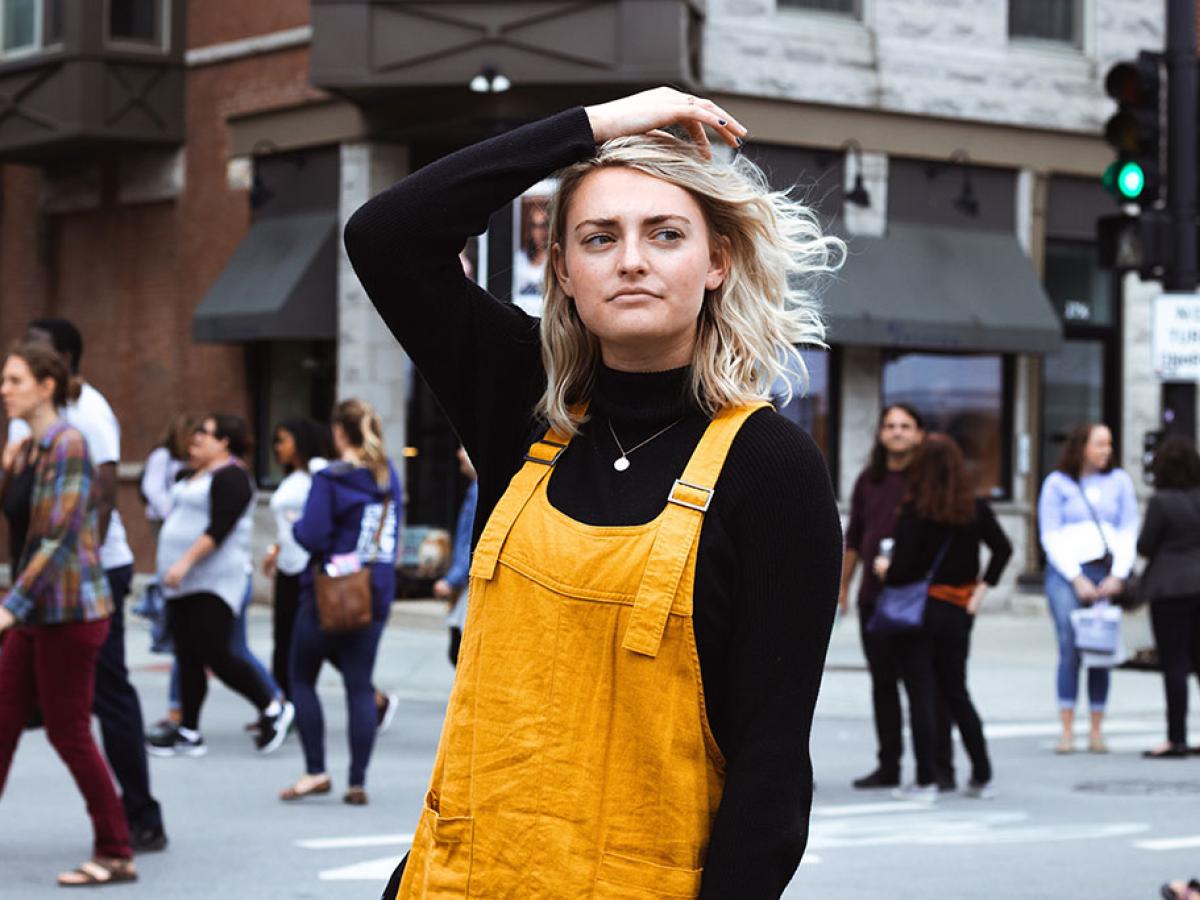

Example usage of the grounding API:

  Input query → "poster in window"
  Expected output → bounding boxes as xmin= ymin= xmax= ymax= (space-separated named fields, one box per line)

xmin=460 ymin=233 xmax=487 ymax=290
xmin=512 ymin=179 xmax=555 ymax=317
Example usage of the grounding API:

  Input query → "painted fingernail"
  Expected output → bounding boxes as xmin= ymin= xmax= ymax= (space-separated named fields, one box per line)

xmin=718 ymin=119 xmax=727 ymax=126
xmin=735 ymin=137 xmax=744 ymax=147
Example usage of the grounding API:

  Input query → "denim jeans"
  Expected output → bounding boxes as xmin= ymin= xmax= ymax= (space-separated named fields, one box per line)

xmin=1045 ymin=561 xmax=1111 ymax=712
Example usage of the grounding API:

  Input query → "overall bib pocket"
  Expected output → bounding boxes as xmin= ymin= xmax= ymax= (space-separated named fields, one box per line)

xmin=593 ymin=850 xmax=703 ymax=899
xmin=407 ymin=792 xmax=474 ymax=896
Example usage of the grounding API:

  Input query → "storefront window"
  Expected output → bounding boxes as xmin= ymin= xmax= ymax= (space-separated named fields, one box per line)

xmin=1040 ymin=339 xmax=1106 ymax=476
xmin=775 ymin=348 xmax=836 ymax=475
xmin=1044 ymin=240 xmax=1111 ymax=327
xmin=882 ymin=352 xmax=1009 ymax=498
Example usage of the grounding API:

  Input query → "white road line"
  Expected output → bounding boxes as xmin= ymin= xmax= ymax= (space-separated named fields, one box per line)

xmin=297 ymin=833 xmax=415 ymax=850
xmin=984 ymin=719 xmax=1165 ymax=740
xmin=813 ymin=801 xmax=930 ymax=817
xmin=319 ymin=856 xmax=404 ymax=881
xmin=1135 ymin=835 xmax=1200 ymax=851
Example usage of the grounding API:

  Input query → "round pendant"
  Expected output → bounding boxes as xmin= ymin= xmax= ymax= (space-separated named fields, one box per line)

xmin=613 ymin=456 xmax=630 ymax=472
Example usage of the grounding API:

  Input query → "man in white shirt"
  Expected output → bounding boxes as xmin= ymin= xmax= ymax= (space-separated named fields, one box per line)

xmin=9 ymin=319 xmax=167 ymax=852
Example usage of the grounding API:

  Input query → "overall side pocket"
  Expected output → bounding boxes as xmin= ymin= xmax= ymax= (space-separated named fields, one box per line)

xmin=593 ymin=850 xmax=702 ymax=899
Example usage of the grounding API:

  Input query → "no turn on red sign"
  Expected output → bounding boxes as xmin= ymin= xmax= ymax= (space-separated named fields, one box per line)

xmin=1152 ymin=293 xmax=1200 ymax=380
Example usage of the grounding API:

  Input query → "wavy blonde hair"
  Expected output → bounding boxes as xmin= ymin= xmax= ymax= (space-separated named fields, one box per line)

xmin=334 ymin=398 xmax=390 ymax=489
xmin=537 ymin=133 xmax=845 ymax=437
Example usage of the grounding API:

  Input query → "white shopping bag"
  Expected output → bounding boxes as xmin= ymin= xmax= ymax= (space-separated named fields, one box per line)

xmin=1071 ymin=601 xmax=1124 ymax=668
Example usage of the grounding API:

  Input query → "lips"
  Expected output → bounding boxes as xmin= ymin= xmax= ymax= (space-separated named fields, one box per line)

xmin=608 ymin=289 xmax=661 ymax=302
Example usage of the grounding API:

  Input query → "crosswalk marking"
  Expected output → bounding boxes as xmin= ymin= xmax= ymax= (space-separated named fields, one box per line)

xmin=813 ymin=801 xmax=928 ymax=817
xmin=319 ymin=856 xmax=406 ymax=881
xmin=296 ymin=833 xmax=415 ymax=850
xmin=1135 ymin=835 xmax=1200 ymax=851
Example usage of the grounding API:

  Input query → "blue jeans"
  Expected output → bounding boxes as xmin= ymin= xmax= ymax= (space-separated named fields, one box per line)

xmin=169 ymin=578 xmax=280 ymax=711
xmin=290 ymin=601 xmax=385 ymax=788
xmin=1046 ymin=562 xmax=1111 ymax=713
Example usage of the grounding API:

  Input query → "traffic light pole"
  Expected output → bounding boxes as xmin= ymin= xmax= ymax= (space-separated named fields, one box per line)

xmin=1165 ymin=0 xmax=1196 ymax=291
xmin=1163 ymin=0 xmax=1198 ymax=441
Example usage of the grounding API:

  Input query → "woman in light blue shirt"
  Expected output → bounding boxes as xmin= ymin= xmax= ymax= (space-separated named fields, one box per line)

xmin=1038 ymin=423 xmax=1138 ymax=755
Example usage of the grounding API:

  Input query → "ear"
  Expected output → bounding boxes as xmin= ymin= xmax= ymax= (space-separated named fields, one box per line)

xmin=550 ymin=242 xmax=573 ymax=299
xmin=705 ymin=235 xmax=730 ymax=293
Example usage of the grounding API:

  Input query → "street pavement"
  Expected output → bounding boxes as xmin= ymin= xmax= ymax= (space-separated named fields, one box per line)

xmin=2 ymin=599 xmax=1198 ymax=899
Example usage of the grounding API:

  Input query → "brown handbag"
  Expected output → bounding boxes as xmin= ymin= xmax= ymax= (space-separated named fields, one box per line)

xmin=313 ymin=498 xmax=389 ymax=633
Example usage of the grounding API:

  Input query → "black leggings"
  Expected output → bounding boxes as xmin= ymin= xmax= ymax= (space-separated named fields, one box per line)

xmin=272 ymin=572 xmax=302 ymax=701
xmin=171 ymin=593 xmax=272 ymax=730
xmin=1149 ymin=593 xmax=1200 ymax=746
xmin=895 ymin=600 xmax=992 ymax=786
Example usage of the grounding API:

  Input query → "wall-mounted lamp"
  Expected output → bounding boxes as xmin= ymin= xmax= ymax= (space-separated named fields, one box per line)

xmin=469 ymin=66 xmax=511 ymax=94
xmin=927 ymin=149 xmax=979 ymax=218
xmin=841 ymin=139 xmax=871 ymax=208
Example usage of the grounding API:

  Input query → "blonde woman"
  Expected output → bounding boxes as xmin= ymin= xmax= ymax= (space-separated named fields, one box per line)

xmin=282 ymin=399 xmax=401 ymax=806
xmin=346 ymin=88 xmax=844 ymax=898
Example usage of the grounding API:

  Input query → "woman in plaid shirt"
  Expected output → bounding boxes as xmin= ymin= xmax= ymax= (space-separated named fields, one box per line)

xmin=0 ymin=342 xmax=136 ymax=886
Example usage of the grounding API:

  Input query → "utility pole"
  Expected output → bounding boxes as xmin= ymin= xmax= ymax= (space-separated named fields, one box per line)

xmin=1161 ymin=0 xmax=1198 ymax=440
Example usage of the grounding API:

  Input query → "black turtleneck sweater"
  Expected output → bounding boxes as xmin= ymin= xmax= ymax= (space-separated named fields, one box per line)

xmin=344 ymin=107 xmax=842 ymax=899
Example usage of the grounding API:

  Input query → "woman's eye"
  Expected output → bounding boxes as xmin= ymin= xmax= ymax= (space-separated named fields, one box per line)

xmin=653 ymin=229 xmax=683 ymax=242
xmin=583 ymin=234 xmax=614 ymax=247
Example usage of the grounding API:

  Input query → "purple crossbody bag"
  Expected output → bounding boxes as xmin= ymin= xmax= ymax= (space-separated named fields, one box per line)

xmin=867 ymin=538 xmax=952 ymax=635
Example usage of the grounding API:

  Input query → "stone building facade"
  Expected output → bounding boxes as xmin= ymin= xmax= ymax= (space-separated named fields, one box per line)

xmin=0 ymin=1 xmax=1183 ymax=602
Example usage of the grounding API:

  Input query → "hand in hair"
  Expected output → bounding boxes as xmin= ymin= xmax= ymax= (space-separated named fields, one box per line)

xmin=585 ymin=87 xmax=747 ymax=158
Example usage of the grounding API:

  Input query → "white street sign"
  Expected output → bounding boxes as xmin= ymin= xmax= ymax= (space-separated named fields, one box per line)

xmin=1152 ymin=293 xmax=1200 ymax=380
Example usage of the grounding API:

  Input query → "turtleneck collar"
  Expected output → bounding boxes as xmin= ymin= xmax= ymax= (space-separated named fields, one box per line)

xmin=590 ymin=365 xmax=698 ymax=429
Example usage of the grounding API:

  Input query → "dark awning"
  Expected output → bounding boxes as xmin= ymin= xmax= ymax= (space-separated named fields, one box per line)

xmin=193 ymin=211 xmax=337 ymax=342
xmin=823 ymin=223 xmax=1062 ymax=354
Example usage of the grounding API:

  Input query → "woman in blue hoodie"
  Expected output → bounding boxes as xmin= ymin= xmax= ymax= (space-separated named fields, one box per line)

xmin=281 ymin=398 xmax=402 ymax=806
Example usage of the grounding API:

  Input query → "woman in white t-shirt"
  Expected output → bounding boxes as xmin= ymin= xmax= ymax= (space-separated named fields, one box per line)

xmin=140 ymin=414 xmax=193 ymax=534
xmin=262 ymin=419 xmax=333 ymax=701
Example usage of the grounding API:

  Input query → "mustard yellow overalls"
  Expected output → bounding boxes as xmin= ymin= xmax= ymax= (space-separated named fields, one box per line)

xmin=397 ymin=403 xmax=766 ymax=899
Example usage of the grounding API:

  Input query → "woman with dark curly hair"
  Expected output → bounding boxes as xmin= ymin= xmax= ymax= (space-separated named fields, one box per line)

xmin=877 ymin=434 xmax=1012 ymax=801
xmin=1137 ymin=435 xmax=1200 ymax=759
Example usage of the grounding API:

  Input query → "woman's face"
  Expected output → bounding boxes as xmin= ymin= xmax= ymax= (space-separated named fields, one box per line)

xmin=0 ymin=355 xmax=54 ymax=422
xmin=273 ymin=428 xmax=297 ymax=468
xmin=189 ymin=418 xmax=227 ymax=468
xmin=552 ymin=167 xmax=728 ymax=371
xmin=1084 ymin=425 xmax=1113 ymax=471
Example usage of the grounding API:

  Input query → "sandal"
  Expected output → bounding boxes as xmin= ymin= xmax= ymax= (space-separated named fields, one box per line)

xmin=1144 ymin=743 xmax=1189 ymax=759
xmin=1088 ymin=736 xmax=1109 ymax=754
xmin=1054 ymin=737 xmax=1074 ymax=755
xmin=343 ymin=786 xmax=368 ymax=806
xmin=57 ymin=857 xmax=137 ymax=887
xmin=280 ymin=774 xmax=332 ymax=801
xmin=1161 ymin=880 xmax=1200 ymax=900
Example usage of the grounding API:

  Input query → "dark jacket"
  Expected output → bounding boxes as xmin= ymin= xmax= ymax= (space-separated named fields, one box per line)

xmin=1137 ymin=487 xmax=1200 ymax=601
xmin=293 ymin=459 xmax=403 ymax=621
xmin=885 ymin=499 xmax=1013 ymax=588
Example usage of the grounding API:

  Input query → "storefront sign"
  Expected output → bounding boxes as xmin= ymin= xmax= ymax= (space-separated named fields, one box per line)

xmin=1152 ymin=293 xmax=1200 ymax=380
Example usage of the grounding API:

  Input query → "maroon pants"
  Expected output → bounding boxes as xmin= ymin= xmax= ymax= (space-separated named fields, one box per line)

xmin=0 ymin=618 xmax=132 ymax=860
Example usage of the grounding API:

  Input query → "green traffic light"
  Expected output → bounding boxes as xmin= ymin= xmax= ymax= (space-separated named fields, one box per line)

xmin=1103 ymin=160 xmax=1147 ymax=200
xmin=1115 ymin=160 xmax=1145 ymax=199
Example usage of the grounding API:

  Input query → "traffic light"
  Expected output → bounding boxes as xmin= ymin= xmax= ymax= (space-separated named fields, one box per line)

xmin=1102 ymin=51 xmax=1165 ymax=206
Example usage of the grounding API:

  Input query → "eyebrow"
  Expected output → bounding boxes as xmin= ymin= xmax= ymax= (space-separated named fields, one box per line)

xmin=573 ymin=214 xmax=692 ymax=234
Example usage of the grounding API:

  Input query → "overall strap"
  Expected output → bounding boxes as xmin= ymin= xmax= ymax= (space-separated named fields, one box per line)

xmin=469 ymin=430 xmax=569 ymax=582
xmin=622 ymin=402 xmax=769 ymax=658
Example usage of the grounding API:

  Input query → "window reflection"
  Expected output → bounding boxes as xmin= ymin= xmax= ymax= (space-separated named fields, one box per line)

xmin=775 ymin=348 xmax=832 ymax=460
xmin=882 ymin=352 xmax=1006 ymax=498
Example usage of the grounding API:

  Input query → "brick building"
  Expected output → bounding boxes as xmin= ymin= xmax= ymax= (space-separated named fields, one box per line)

xmin=0 ymin=1 xmax=1186 ymax=598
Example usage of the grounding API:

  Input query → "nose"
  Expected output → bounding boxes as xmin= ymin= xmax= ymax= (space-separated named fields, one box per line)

xmin=617 ymin=237 xmax=648 ymax=275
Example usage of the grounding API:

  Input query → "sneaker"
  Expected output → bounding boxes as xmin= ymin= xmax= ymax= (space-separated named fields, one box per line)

xmin=963 ymin=780 xmax=996 ymax=800
xmin=255 ymin=702 xmax=294 ymax=754
xmin=936 ymin=774 xmax=957 ymax=793
xmin=891 ymin=783 xmax=938 ymax=803
xmin=852 ymin=768 xmax=901 ymax=790
xmin=146 ymin=718 xmax=178 ymax=744
xmin=130 ymin=825 xmax=169 ymax=853
xmin=376 ymin=692 xmax=400 ymax=735
xmin=147 ymin=726 xmax=206 ymax=758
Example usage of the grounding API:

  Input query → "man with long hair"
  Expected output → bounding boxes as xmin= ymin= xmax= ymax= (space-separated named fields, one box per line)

xmin=840 ymin=403 xmax=924 ymax=789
